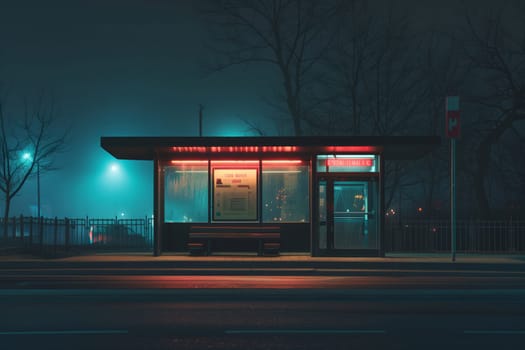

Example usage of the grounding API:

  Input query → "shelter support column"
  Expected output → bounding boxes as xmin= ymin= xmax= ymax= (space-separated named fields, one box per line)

xmin=310 ymin=156 xmax=318 ymax=256
xmin=379 ymin=155 xmax=385 ymax=257
xmin=153 ymin=156 xmax=163 ymax=256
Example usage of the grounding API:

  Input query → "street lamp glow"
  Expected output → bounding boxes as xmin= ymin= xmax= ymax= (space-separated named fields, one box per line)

xmin=21 ymin=151 xmax=40 ymax=218
xmin=22 ymin=152 xmax=32 ymax=161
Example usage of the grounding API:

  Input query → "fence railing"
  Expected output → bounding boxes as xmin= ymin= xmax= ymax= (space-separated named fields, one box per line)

xmin=2 ymin=216 xmax=524 ymax=255
xmin=384 ymin=219 xmax=525 ymax=253
xmin=0 ymin=216 xmax=154 ymax=256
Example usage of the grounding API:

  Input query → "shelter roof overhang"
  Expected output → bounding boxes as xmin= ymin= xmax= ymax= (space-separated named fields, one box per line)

xmin=101 ymin=136 xmax=440 ymax=161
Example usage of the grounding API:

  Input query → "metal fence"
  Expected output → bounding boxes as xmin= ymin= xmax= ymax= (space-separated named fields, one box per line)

xmin=385 ymin=219 xmax=525 ymax=253
xmin=0 ymin=216 xmax=154 ymax=256
xmin=2 ymin=216 xmax=524 ymax=255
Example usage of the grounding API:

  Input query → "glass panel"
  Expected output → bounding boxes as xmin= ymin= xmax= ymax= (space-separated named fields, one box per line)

xmin=333 ymin=181 xmax=378 ymax=249
xmin=164 ymin=163 xmax=208 ymax=222
xmin=319 ymin=181 xmax=327 ymax=249
xmin=317 ymin=155 xmax=379 ymax=173
xmin=262 ymin=164 xmax=309 ymax=222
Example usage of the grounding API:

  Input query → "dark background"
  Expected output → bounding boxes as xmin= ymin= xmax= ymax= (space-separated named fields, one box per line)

xmin=0 ymin=0 xmax=522 ymax=219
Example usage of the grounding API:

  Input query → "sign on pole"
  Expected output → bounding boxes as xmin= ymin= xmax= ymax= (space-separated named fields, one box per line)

xmin=446 ymin=96 xmax=459 ymax=262
xmin=446 ymin=96 xmax=460 ymax=138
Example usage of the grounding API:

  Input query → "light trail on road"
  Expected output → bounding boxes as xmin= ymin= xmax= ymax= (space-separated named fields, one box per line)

xmin=1 ymin=274 xmax=525 ymax=290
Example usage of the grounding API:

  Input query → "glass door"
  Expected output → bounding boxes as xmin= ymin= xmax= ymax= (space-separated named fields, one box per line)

xmin=318 ymin=178 xmax=379 ymax=253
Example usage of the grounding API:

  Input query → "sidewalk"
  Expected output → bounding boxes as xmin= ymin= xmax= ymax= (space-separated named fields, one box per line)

xmin=0 ymin=251 xmax=523 ymax=272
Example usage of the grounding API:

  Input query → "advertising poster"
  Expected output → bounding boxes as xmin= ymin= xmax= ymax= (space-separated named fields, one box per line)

xmin=213 ymin=168 xmax=258 ymax=220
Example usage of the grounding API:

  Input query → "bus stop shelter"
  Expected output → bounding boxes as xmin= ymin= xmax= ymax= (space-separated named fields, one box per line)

xmin=102 ymin=136 xmax=440 ymax=257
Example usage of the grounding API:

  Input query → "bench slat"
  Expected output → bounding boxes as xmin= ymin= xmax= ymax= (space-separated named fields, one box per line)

xmin=188 ymin=225 xmax=281 ymax=256
xmin=190 ymin=232 xmax=280 ymax=239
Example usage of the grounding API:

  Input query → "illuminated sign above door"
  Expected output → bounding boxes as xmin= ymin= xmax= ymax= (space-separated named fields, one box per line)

xmin=326 ymin=158 xmax=374 ymax=167
xmin=317 ymin=155 xmax=379 ymax=173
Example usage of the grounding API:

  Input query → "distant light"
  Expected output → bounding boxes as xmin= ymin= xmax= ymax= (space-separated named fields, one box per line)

xmin=418 ymin=207 xmax=423 ymax=213
xmin=120 ymin=212 xmax=125 ymax=217
xmin=22 ymin=152 xmax=32 ymax=161
xmin=385 ymin=209 xmax=396 ymax=216
xmin=388 ymin=208 xmax=396 ymax=215
xmin=110 ymin=163 xmax=119 ymax=172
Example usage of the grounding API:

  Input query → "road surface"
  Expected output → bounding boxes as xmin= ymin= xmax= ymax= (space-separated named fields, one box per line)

xmin=1 ymin=266 xmax=524 ymax=349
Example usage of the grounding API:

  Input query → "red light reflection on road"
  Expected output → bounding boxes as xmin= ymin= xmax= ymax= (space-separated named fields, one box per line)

xmin=60 ymin=275 xmax=434 ymax=289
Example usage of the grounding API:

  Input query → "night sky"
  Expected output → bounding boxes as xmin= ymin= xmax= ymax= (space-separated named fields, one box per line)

xmin=0 ymin=0 xmax=499 ymax=218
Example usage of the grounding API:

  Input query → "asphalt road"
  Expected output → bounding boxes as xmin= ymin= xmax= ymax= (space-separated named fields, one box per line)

xmin=1 ymin=263 xmax=525 ymax=289
xmin=1 ymin=268 xmax=524 ymax=350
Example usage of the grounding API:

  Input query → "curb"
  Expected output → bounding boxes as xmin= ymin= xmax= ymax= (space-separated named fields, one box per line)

xmin=1 ymin=257 xmax=524 ymax=272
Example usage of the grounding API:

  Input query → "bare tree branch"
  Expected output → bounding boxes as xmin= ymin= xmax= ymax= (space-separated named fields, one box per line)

xmin=201 ymin=0 xmax=340 ymax=136
xmin=0 ymin=92 xmax=67 ymax=239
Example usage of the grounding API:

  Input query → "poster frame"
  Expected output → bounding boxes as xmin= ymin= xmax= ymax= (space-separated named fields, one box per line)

xmin=212 ymin=167 xmax=259 ymax=222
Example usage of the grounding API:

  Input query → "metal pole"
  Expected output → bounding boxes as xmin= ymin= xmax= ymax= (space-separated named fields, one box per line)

xmin=153 ymin=156 xmax=161 ymax=256
xmin=451 ymin=138 xmax=456 ymax=261
xmin=37 ymin=161 xmax=41 ymax=219
xmin=199 ymin=104 xmax=203 ymax=137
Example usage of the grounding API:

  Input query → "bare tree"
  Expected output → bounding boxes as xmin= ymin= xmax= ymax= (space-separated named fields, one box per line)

xmin=314 ymin=1 xmax=427 ymax=137
xmin=0 ymin=93 xmax=67 ymax=240
xmin=202 ymin=0 xmax=340 ymax=136
xmin=461 ymin=4 xmax=525 ymax=217
xmin=317 ymin=1 xmax=432 ymax=213
xmin=413 ymin=30 xmax=470 ymax=218
xmin=306 ymin=0 xmax=371 ymax=135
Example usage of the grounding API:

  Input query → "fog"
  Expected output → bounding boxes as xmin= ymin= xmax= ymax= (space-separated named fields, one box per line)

xmin=0 ymin=0 xmax=515 ymax=219
xmin=1 ymin=0 xmax=277 ymax=218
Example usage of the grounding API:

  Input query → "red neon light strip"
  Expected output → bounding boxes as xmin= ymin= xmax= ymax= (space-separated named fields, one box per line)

xmin=172 ymin=146 xmax=298 ymax=153
xmin=261 ymin=146 xmax=297 ymax=152
xmin=170 ymin=160 xmax=208 ymax=164
xmin=211 ymin=160 xmax=259 ymax=164
xmin=171 ymin=160 xmax=303 ymax=165
xmin=171 ymin=146 xmax=207 ymax=152
xmin=211 ymin=146 xmax=261 ymax=153
xmin=262 ymin=160 xmax=302 ymax=164
xmin=326 ymin=146 xmax=377 ymax=153
xmin=171 ymin=145 xmax=377 ymax=153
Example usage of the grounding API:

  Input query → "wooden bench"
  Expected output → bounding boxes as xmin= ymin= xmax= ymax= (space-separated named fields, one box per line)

xmin=188 ymin=225 xmax=280 ymax=256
